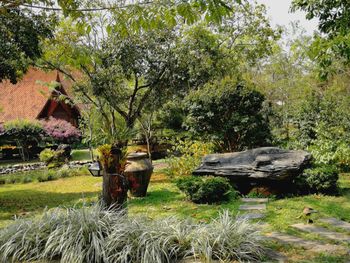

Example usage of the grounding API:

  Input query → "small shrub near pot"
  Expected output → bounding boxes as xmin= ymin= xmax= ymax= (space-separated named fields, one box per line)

xmin=176 ymin=176 xmax=236 ymax=204
xmin=296 ymin=165 xmax=339 ymax=194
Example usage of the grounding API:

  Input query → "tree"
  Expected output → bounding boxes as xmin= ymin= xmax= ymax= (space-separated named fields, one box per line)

xmin=184 ymin=78 xmax=271 ymax=152
xmin=292 ymin=0 xmax=350 ymax=79
xmin=39 ymin=0 xmax=278 ymax=208
xmin=0 ymin=7 xmax=54 ymax=83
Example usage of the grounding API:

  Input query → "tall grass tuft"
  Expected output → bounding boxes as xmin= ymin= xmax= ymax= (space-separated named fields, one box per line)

xmin=0 ymin=205 xmax=265 ymax=263
xmin=190 ymin=211 xmax=264 ymax=262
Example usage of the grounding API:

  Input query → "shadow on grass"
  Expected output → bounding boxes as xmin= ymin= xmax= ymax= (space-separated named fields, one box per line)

xmin=129 ymin=189 xmax=181 ymax=205
xmin=0 ymin=189 xmax=99 ymax=222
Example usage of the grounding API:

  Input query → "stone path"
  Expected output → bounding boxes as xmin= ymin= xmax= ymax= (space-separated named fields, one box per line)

xmin=319 ymin=217 xmax=350 ymax=232
xmin=265 ymin=232 xmax=346 ymax=253
xmin=238 ymin=198 xmax=268 ymax=220
xmin=239 ymin=204 xmax=267 ymax=211
xmin=241 ymin=197 xmax=269 ymax=203
xmin=238 ymin=199 xmax=350 ymax=262
xmin=291 ymin=223 xmax=350 ymax=243
xmin=239 ymin=213 xmax=265 ymax=220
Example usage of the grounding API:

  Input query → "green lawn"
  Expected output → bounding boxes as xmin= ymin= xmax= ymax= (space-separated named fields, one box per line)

xmin=1 ymin=171 xmax=350 ymax=262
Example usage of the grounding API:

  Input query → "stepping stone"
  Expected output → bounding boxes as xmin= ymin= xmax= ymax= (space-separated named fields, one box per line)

xmin=265 ymin=232 xmax=346 ymax=253
xmin=264 ymin=248 xmax=288 ymax=263
xmin=239 ymin=204 xmax=266 ymax=211
xmin=291 ymin=223 xmax=350 ymax=243
xmin=319 ymin=218 xmax=350 ymax=232
xmin=238 ymin=213 xmax=265 ymax=220
xmin=241 ymin=198 xmax=268 ymax=203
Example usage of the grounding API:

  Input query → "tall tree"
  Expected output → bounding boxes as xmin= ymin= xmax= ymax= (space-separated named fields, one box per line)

xmin=292 ymin=0 xmax=350 ymax=79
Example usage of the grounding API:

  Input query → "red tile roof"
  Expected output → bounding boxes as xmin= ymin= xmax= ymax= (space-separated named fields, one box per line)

xmin=0 ymin=68 xmax=76 ymax=123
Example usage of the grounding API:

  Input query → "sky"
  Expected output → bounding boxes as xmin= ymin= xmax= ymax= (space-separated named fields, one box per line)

xmin=254 ymin=0 xmax=319 ymax=36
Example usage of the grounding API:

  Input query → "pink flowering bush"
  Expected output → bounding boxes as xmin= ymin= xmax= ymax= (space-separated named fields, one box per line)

xmin=42 ymin=117 xmax=81 ymax=144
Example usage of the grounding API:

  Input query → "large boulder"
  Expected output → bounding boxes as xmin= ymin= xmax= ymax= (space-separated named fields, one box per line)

xmin=193 ymin=147 xmax=312 ymax=194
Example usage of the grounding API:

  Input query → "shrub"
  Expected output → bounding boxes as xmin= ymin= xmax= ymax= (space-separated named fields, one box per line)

xmin=184 ymin=78 xmax=272 ymax=152
xmin=176 ymin=176 xmax=236 ymax=203
xmin=57 ymin=166 xmax=85 ymax=178
xmin=22 ymin=176 xmax=33 ymax=184
xmin=42 ymin=117 xmax=81 ymax=144
xmin=166 ymin=139 xmax=214 ymax=177
xmin=295 ymin=165 xmax=339 ymax=194
xmin=39 ymin=148 xmax=55 ymax=163
xmin=6 ymin=176 xmax=20 ymax=184
xmin=39 ymin=148 xmax=65 ymax=169
xmin=1 ymin=119 xmax=45 ymax=161
xmin=37 ymin=174 xmax=49 ymax=182
xmin=0 ymin=204 xmax=264 ymax=263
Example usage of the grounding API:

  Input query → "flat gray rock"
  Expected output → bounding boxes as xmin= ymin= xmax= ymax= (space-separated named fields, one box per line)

xmin=319 ymin=218 xmax=350 ymax=232
xmin=241 ymin=198 xmax=269 ymax=203
xmin=193 ymin=147 xmax=311 ymax=180
xmin=239 ymin=204 xmax=266 ymax=211
xmin=265 ymin=232 xmax=346 ymax=253
xmin=238 ymin=213 xmax=265 ymax=220
xmin=292 ymin=223 xmax=350 ymax=243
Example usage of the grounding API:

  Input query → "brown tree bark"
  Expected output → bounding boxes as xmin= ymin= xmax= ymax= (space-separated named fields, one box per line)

xmin=101 ymin=146 xmax=128 ymax=210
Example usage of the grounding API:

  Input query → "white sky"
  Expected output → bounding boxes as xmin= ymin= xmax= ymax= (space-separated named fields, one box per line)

xmin=254 ymin=0 xmax=319 ymax=35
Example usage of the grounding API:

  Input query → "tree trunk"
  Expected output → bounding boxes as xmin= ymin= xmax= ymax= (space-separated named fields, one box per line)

xmin=101 ymin=145 xmax=128 ymax=210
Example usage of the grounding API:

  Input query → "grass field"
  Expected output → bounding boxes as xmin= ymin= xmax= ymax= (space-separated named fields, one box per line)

xmin=0 ymin=169 xmax=349 ymax=262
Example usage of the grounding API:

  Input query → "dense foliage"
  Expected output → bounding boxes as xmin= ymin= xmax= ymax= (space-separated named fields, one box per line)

xmin=184 ymin=78 xmax=272 ymax=152
xmin=0 ymin=119 xmax=81 ymax=161
xmin=176 ymin=176 xmax=236 ymax=203
xmin=0 ymin=1 xmax=56 ymax=83
xmin=39 ymin=148 xmax=67 ymax=168
xmin=165 ymin=140 xmax=214 ymax=177
xmin=1 ymin=120 xmax=45 ymax=161
xmin=292 ymin=0 xmax=350 ymax=79
xmin=0 ymin=205 xmax=264 ymax=263
xmin=295 ymin=165 xmax=339 ymax=194
xmin=42 ymin=117 xmax=81 ymax=144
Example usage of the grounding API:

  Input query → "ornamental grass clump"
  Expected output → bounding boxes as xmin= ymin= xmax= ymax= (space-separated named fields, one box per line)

xmin=190 ymin=211 xmax=264 ymax=262
xmin=0 ymin=205 xmax=264 ymax=263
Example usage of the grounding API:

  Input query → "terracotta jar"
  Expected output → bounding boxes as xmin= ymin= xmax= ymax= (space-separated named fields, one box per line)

xmin=124 ymin=152 xmax=153 ymax=197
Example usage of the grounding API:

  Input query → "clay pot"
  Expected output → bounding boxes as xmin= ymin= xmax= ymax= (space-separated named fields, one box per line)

xmin=125 ymin=152 xmax=153 ymax=197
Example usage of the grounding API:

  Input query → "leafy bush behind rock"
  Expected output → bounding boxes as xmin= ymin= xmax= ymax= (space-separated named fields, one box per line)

xmin=176 ymin=176 xmax=237 ymax=203
xmin=165 ymin=139 xmax=214 ymax=177
xmin=0 ymin=204 xmax=264 ymax=263
xmin=295 ymin=165 xmax=339 ymax=194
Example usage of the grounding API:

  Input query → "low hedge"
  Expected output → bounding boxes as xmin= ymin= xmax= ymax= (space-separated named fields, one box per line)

xmin=176 ymin=176 xmax=238 ymax=203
